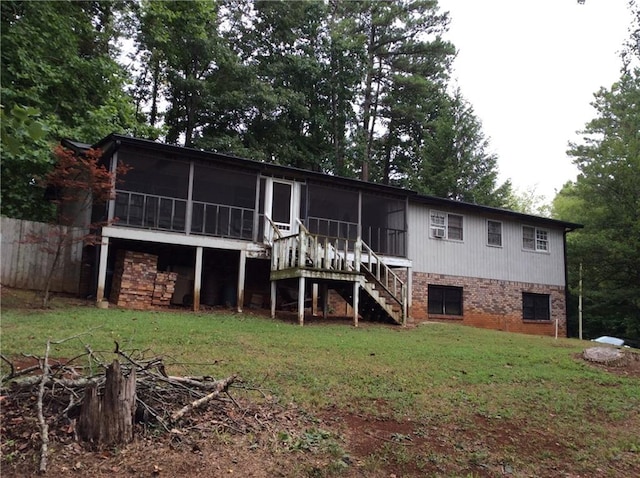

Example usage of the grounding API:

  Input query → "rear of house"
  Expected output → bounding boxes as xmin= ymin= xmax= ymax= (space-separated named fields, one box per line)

xmin=407 ymin=197 xmax=572 ymax=336
xmin=65 ymin=134 xmax=580 ymax=337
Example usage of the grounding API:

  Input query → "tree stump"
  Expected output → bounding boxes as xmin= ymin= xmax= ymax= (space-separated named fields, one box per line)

xmin=78 ymin=359 xmax=136 ymax=446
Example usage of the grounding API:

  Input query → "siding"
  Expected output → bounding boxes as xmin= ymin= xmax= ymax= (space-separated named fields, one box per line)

xmin=407 ymin=203 xmax=566 ymax=286
xmin=1 ymin=217 xmax=86 ymax=293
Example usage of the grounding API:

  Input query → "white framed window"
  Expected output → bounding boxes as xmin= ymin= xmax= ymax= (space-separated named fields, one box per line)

xmin=523 ymin=226 xmax=549 ymax=252
xmin=487 ymin=220 xmax=502 ymax=247
xmin=430 ymin=211 xmax=463 ymax=241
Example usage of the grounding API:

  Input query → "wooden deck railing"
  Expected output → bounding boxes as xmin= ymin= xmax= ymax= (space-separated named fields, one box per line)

xmin=270 ymin=221 xmax=406 ymax=322
xmin=271 ymin=222 xmax=356 ymax=273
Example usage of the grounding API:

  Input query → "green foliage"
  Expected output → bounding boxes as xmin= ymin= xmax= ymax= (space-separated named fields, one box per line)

xmin=350 ymin=0 xmax=455 ymax=182
xmin=136 ymin=0 xmax=226 ymax=146
xmin=402 ymin=89 xmax=513 ymax=206
xmin=503 ymin=184 xmax=552 ymax=216
xmin=130 ymin=0 xmax=509 ymax=206
xmin=555 ymin=68 xmax=640 ymax=340
xmin=1 ymin=0 xmax=521 ymax=218
xmin=1 ymin=0 xmax=139 ymax=141
xmin=0 ymin=105 xmax=55 ymax=220
xmin=1 ymin=0 xmax=147 ymax=220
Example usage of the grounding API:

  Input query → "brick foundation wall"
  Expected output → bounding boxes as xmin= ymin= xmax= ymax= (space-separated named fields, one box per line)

xmin=410 ymin=272 xmax=566 ymax=337
xmin=327 ymin=289 xmax=354 ymax=316
xmin=110 ymin=250 xmax=177 ymax=310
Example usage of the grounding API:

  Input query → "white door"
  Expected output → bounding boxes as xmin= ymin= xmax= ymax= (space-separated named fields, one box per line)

xmin=265 ymin=178 xmax=300 ymax=239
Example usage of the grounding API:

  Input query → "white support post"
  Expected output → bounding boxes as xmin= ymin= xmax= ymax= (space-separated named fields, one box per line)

xmin=406 ymin=266 xmax=413 ymax=324
xmin=107 ymin=152 xmax=118 ymax=222
xmin=186 ymin=161 xmax=194 ymax=235
xmin=193 ymin=246 xmax=203 ymax=312
xmin=353 ymin=281 xmax=359 ymax=327
xmin=237 ymin=250 xmax=246 ymax=313
xmin=312 ymin=283 xmax=319 ymax=316
xmin=96 ymin=236 xmax=110 ymax=304
xmin=298 ymin=276 xmax=305 ymax=326
xmin=270 ymin=281 xmax=277 ymax=318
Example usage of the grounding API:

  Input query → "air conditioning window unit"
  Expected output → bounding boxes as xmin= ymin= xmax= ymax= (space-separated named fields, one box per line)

xmin=432 ymin=227 xmax=446 ymax=238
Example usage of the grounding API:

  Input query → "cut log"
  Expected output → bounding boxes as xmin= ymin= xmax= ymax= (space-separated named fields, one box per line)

xmin=77 ymin=359 xmax=136 ymax=446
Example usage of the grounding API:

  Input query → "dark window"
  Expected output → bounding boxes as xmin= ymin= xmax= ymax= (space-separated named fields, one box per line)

xmin=487 ymin=220 xmax=502 ymax=246
xmin=362 ymin=193 xmax=407 ymax=256
xmin=522 ymin=293 xmax=550 ymax=320
xmin=306 ymin=184 xmax=359 ymax=242
xmin=307 ymin=184 xmax=358 ymax=223
xmin=428 ymin=285 xmax=463 ymax=316
xmin=447 ymin=214 xmax=463 ymax=241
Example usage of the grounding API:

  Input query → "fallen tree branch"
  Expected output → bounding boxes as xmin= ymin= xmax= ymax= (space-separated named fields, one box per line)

xmin=37 ymin=340 xmax=51 ymax=473
xmin=165 ymin=375 xmax=233 ymax=390
xmin=170 ymin=375 xmax=237 ymax=424
xmin=4 ymin=375 xmax=103 ymax=392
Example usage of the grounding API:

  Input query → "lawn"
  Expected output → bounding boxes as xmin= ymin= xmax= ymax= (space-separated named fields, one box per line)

xmin=1 ymin=289 xmax=639 ymax=477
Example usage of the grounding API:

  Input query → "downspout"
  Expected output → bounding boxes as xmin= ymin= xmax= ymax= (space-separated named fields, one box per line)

xmin=563 ymin=229 xmax=570 ymax=338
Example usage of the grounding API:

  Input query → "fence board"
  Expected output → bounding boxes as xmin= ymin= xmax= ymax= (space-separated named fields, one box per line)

xmin=1 ymin=217 xmax=87 ymax=294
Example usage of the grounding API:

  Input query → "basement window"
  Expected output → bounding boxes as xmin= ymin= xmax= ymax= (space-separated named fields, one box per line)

xmin=428 ymin=285 xmax=463 ymax=316
xmin=522 ymin=292 xmax=550 ymax=321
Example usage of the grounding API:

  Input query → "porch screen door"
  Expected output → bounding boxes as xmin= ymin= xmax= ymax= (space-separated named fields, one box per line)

xmin=271 ymin=180 xmax=294 ymax=234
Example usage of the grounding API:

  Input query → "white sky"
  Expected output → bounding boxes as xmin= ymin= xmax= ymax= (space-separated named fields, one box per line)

xmin=437 ymin=0 xmax=632 ymax=201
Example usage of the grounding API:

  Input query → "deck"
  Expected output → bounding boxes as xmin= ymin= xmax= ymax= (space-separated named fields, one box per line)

xmin=269 ymin=222 xmax=407 ymax=326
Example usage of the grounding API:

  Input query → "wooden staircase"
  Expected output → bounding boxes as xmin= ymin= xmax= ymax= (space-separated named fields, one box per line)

xmin=269 ymin=220 xmax=406 ymax=325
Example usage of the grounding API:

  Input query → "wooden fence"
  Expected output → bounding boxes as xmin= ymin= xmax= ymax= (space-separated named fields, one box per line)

xmin=1 ymin=216 xmax=87 ymax=294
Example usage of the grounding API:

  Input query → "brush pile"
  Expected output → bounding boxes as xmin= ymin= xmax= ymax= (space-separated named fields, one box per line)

xmin=0 ymin=340 xmax=261 ymax=473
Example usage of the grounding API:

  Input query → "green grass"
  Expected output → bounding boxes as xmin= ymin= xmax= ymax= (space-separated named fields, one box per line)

xmin=2 ymin=292 xmax=639 ymax=475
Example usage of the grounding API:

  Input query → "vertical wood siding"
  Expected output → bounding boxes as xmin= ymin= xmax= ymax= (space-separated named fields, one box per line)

xmin=1 ymin=217 xmax=86 ymax=293
xmin=407 ymin=204 xmax=566 ymax=286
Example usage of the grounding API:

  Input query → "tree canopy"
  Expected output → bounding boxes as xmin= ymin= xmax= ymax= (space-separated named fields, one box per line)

xmin=0 ymin=0 xmax=144 ymax=219
xmin=2 ymin=0 xmax=513 ymax=223
xmin=554 ymin=65 xmax=640 ymax=340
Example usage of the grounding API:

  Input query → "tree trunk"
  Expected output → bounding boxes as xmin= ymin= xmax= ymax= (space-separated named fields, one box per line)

xmin=78 ymin=359 xmax=136 ymax=447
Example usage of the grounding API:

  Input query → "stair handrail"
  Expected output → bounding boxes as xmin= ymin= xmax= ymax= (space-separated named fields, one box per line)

xmin=264 ymin=214 xmax=283 ymax=242
xmin=359 ymin=239 xmax=406 ymax=314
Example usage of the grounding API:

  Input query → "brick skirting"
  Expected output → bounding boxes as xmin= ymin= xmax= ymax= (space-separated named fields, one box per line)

xmin=410 ymin=272 xmax=566 ymax=337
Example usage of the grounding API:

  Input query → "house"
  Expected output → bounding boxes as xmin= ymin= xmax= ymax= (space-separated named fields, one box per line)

xmin=63 ymin=134 xmax=582 ymax=336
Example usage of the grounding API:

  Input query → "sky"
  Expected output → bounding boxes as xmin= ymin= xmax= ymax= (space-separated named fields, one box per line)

xmin=437 ymin=0 xmax=633 ymax=202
